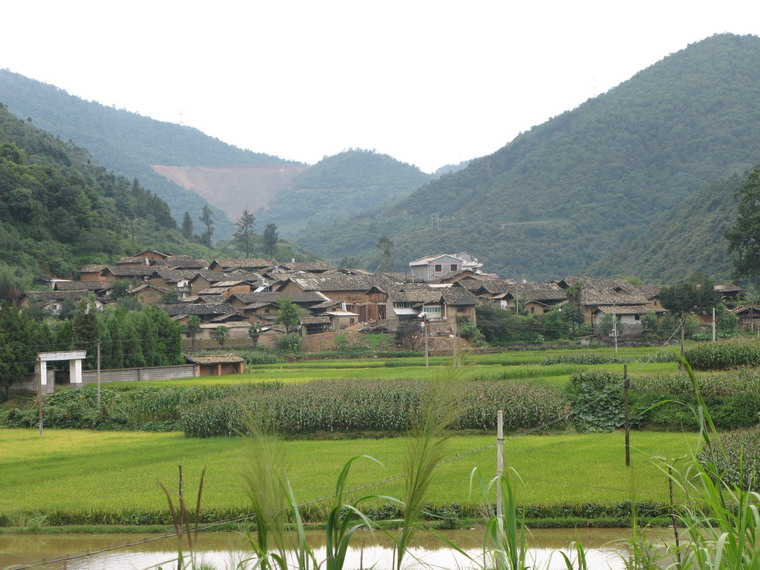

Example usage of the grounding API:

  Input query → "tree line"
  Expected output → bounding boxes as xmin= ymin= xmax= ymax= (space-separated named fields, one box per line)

xmin=0 ymin=299 xmax=183 ymax=400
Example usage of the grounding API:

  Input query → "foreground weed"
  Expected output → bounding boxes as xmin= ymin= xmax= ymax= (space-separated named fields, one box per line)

xmin=324 ymin=455 xmax=382 ymax=570
xmin=390 ymin=369 xmax=465 ymax=570
xmin=158 ymin=465 xmax=206 ymax=570
xmin=657 ymin=357 xmax=760 ymax=569
xmin=484 ymin=474 xmax=529 ymax=570
xmin=241 ymin=425 xmax=292 ymax=569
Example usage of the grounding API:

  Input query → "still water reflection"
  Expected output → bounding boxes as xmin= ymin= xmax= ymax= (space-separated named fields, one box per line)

xmin=1 ymin=528 xmax=673 ymax=569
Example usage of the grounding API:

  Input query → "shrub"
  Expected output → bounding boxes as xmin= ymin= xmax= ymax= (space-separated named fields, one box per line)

xmin=277 ymin=333 xmax=303 ymax=352
xmin=564 ymin=371 xmax=624 ymax=433
xmin=242 ymin=351 xmax=283 ymax=365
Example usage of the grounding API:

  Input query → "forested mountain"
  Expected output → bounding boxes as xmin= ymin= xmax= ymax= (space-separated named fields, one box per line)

xmin=259 ymin=150 xmax=432 ymax=236
xmin=295 ymin=34 xmax=760 ymax=280
xmin=0 ymin=69 xmax=294 ymax=238
xmin=0 ymin=103 xmax=212 ymax=278
xmin=587 ymin=171 xmax=745 ymax=283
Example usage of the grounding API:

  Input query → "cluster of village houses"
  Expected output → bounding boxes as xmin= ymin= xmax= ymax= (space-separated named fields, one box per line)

xmin=20 ymin=250 xmax=755 ymax=346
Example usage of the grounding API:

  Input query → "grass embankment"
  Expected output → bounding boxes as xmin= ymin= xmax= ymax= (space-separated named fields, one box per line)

xmin=0 ymin=428 xmax=694 ymax=529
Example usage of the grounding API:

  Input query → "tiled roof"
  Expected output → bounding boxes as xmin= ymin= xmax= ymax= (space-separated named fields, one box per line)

xmin=54 ymin=280 xmax=118 ymax=291
xmin=300 ymin=316 xmax=331 ymax=325
xmin=152 ymin=256 xmax=209 ymax=269
xmin=279 ymin=261 xmax=337 ymax=272
xmin=212 ymin=258 xmax=276 ymax=270
xmin=390 ymin=284 xmax=479 ymax=306
xmin=162 ymin=303 xmax=236 ymax=316
xmin=79 ymin=265 xmax=107 ymax=273
xmin=594 ymin=305 xmax=650 ymax=315
xmin=24 ymin=290 xmax=92 ymax=300
xmin=103 ymin=265 xmax=156 ymax=277
xmin=231 ymin=291 xmax=329 ymax=305
xmin=185 ymin=354 xmax=245 ymax=365
xmin=153 ymin=269 xmax=204 ymax=282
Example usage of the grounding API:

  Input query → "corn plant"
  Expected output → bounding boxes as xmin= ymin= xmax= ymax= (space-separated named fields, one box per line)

xmin=656 ymin=357 xmax=760 ymax=568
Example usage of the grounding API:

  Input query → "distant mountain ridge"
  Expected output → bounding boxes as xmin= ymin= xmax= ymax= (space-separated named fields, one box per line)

xmin=0 ymin=103 xmax=206 ymax=277
xmin=151 ymin=162 xmax=309 ymax=222
xmin=259 ymin=149 xmax=433 ymax=236
xmin=0 ymin=69 xmax=294 ymax=238
xmin=295 ymin=34 xmax=760 ymax=281
xmin=0 ymin=70 xmax=438 ymax=240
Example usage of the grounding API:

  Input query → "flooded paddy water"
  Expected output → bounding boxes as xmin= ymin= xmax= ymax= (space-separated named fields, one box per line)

xmin=1 ymin=527 xmax=676 ymax=569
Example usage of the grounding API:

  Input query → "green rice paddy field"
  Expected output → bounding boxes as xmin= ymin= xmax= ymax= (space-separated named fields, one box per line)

xmin=0 ymin=428 xmax=695 ymax=523
xmin=112 ymin=346 xmax=681 ymax=388
xmin=1 ymin=346 xmax=697 ymax=526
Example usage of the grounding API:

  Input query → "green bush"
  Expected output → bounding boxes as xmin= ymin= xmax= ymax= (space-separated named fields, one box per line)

xmin=564 ymin=371 xmax=624 ymax=433
xmin=277 ymin=333 xmax=303 ymax=352
xmin=242 ymin=351 xmax=283 ymax=365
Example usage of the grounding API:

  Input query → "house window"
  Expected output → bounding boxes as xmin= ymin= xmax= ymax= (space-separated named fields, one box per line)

xmin=434 ymin=264 xmax=442 ymax=272
xmin=423 ymin=305 xmax=443 ymax=318
xmin=450 ymin=264 xmax=458 ymax=272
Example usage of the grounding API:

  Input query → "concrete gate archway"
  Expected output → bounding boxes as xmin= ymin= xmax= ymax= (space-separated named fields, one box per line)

xmin=36 ymin=351 xmax=87 ymax=394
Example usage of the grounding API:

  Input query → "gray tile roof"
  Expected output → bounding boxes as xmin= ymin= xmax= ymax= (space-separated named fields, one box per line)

xmin=54 ymin=280 xmax=118 ymax=291
xmin=162 ymin=303 xmax=236 ymax=317
xmin=231 ymin=291 xmax=329 ymax=305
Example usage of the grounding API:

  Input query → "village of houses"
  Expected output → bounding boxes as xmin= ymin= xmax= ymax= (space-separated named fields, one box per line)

xmin=19 ymin=250 xmax=755 ymax=362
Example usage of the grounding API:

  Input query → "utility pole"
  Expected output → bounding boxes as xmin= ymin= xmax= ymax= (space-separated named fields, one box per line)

xmin=97 ymin=341 xmax=101 ymax=407
xmin=612 ymin=307 xmax=618 ymax=353
xmin=496 ymin=410 xmax=504 ymax=519
xmin=423 ymin=315 xmax=429 ymax=368
xmin=38 ymin=357 xmax=44 ymax=437
xmin=711 ymin=307 xmax=716 ymax=342
xmin=624 ymin=365 xmax=630 ymax=467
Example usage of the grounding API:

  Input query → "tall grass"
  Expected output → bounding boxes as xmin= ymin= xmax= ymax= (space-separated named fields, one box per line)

xmin=241 ymin=422 xmax=292 ymax=569
xmin=391 ymin=369 xmax=465 ymax=570
xmin=656 ymin=358 xmax=760 ymax=568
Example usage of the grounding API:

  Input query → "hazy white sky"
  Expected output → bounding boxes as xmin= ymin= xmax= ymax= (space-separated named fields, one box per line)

xmin=3 ymin=1 xmax=760 ymax=172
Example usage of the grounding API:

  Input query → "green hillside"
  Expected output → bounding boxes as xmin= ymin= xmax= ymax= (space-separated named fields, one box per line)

xmin=0 ymin=103 xmax=213 ymax=278
xmin=259 ymin=149 xmax=432 ymax=236
xmin=295 ymin=34 xmax=760 ymax=279
xmin=587 ymin=171 xmax=745 ymax=282
xmin=0 ymin=69 xmax=293 ymax=238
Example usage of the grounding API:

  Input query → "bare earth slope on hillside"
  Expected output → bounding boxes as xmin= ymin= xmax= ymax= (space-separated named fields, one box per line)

xmin=152 ymin=163 xmax=309 ymax=220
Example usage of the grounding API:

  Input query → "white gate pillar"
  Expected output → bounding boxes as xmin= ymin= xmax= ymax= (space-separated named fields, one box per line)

xmin=70 ymin=358 xmax=83 ymax=388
